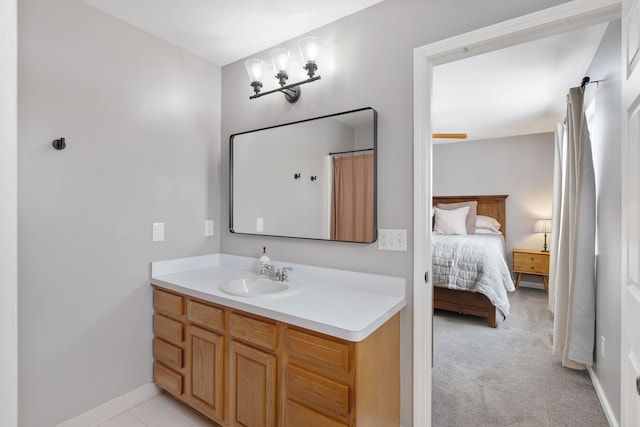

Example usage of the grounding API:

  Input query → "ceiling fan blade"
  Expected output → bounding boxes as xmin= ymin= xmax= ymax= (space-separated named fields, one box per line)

xmin=432 ymin=133 xmax=468 ymax=139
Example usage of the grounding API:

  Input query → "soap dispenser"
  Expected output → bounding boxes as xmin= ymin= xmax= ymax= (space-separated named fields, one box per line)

xmin=258 ymin=247 xmax=271 ymax=273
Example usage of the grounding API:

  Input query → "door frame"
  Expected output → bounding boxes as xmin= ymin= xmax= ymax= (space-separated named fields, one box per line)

xmin=0 ymin=0 xmax=18 ymax=426
xmin=412 ymin=0 xmax=621 ymax=425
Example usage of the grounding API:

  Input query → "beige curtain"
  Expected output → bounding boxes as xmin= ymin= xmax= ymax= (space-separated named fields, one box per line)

xmin=549 ymin=86 xmax=596 ymax=369
xmin=331 ymin=153 xmax=374 ymax=242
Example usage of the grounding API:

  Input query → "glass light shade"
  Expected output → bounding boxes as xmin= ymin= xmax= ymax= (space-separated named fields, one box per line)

xmin=534 ymin=219 xmax=552 ymax=233
xmin=245 ymin=59 xmax=264 ymax=83
xmin=298 ymin=37 xmax=321 ymax=64
xmin=270 ymin=48 xmax=290 ymax=73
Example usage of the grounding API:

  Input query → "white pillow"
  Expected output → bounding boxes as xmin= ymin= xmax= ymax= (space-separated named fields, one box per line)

xmin=474 ymin=228 xmax=502 ymax=235
xmin=476 ymin=215 xmax=501 ymax=232
xmin=433 ymin=206 xmax=469 ymax=235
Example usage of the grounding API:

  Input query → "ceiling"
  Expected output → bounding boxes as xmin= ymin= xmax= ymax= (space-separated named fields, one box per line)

xmin=80 ymin=1 xmax=608 ymax=142
xmin=81 ymin=0 xmax=383 ymax=66
xmin=432 ymin=23 xmax=608 ymax=142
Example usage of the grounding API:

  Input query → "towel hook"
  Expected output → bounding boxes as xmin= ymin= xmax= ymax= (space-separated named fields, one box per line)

xmin=52 ymin=137 xmax=66 ymax=150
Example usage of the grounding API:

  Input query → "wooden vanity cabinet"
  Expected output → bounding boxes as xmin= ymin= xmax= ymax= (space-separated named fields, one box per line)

xmin=152 ymin=289 xmax=186 ymax=399
xmin=229 ymin=312 xmax=278 ymax=427
xmin=153 ymin=289 xmax=226 ymax=426
xmin=152 ymin=286 xmax=401 ymax=427
xmin=185 ymin=299 xmax=225 ymax=423
xmin=283 ymin=313 xmax=400 ymax=427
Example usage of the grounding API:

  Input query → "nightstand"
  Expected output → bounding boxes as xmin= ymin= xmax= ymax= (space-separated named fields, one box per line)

xmin=512 ymin=249 xmax=550 ymax=293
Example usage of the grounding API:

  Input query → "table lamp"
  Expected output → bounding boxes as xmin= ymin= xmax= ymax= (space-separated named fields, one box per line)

xmin=534 ymin=219 xmax=552 ymax=252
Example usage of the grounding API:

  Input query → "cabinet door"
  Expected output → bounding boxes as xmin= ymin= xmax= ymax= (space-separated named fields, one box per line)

xmin=229 ymin=340 xmax=277 ymax=427
xmin=186 ymin=325 xmax=225 ymax=423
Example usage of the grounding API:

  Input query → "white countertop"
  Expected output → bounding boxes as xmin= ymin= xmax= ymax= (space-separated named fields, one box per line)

xmin=150 ymin=254 xmax=407 ymax=342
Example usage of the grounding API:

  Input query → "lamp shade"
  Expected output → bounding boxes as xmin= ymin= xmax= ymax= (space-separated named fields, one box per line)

xmin=298 ymin=36 xmax=321 ymax=64
xmin=534 ymin=219 xmax=552 ymax=234
xmin=270 ymin=48 xmax=290 ymax=73
xmin=245 ymin=59 xmax=264 ymax=83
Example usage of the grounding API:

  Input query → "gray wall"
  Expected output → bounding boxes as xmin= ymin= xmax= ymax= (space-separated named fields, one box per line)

xmin=18 ymin=0 xmax=221 ymax=425
xmin=433 ymin=133 xmax=555 ymax=287
xmin=585 ymin=20 xmax=622 ymax=424
xmin=220 ymin=1 xmax=569 ymax=424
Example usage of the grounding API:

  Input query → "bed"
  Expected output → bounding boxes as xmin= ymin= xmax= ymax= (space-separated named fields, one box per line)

xmin=432 ymin=195 xmax=515 ymax=327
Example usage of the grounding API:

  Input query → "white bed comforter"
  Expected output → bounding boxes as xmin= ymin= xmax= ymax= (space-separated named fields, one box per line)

xmin=432 ymin=234 xmax=515 ymax=316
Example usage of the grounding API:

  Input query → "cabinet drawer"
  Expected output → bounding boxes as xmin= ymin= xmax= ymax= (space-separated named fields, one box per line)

xmin=187 ymin=300 xmax=224 ymax=332
xmin=154 ymin=361 xmax=183 ymax=397
xmin=513 ymin=252 xmax=549 ymax=274
xmin=286 ymin=328 xmax=350 ymax=378
xmin=154 ymin=338 xmax=183 ymax=370
xmin=283 ymin=399 xmax=348 ymax=427
xmin=286 ymin=364 xmax=350 ymax=424
xmin=229 ymin=312 xmax=278 ymax=350
xmin=154 ymin=288 xmax=184 ymax=315
xmin=154 ymin=314 xmax=184 ymax=345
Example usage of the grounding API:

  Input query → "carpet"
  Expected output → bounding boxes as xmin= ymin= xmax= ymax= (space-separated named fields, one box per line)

xmin=432 ymin=287 xmax=609 ymax=427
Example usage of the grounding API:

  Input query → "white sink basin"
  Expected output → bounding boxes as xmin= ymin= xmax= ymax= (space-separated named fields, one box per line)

xmin=220 ymin=276 xmax=300 ymax=298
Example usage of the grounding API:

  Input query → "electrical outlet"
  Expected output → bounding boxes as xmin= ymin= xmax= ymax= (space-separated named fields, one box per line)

xmin=256 ymin=218 xmax=264 ymax=232
xmin=205 ymin=220 xmax=214 ymax=237
xmin=600 ymin=336 xmax=606 ymax=359
xmin=378 ymin=229 xmax=407 ymax=251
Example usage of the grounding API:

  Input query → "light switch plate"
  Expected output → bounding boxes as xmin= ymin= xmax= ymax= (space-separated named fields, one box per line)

xmin=256 ymin=218 xmax=264 ymax=232
xmin=205 ymin=220 xmax=214 ymax=237
xmin=152 ymin=222 xmax=165 ymax=242
xmin=378 ymin=229 xmax=407 ymax=251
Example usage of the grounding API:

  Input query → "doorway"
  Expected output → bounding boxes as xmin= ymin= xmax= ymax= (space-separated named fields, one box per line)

xmin=411 ymin=1 xmax=621 ymax=425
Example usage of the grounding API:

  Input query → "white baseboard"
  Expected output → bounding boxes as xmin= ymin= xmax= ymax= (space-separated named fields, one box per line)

xmin=587 ymin=366 xmax=619 ymax=427
xmin=56 ymin=383 xmax=162 ymax=427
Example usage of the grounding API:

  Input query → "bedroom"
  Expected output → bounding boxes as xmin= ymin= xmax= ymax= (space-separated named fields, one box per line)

xmin=427 ymin=14 xmax=623 ymax=427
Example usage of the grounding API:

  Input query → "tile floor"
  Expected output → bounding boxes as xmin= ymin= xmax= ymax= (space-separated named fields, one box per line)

xmin=99 ymin=393 xmax=217 ymax=427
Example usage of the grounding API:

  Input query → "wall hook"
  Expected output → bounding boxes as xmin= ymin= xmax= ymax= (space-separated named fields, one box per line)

xmin=294 ymin=173 xmax=301 ymax=180
xmin=310 ymin=176 xmax=317 ymax=181
xmin=52 ymin=137 xmax=66 ymax=150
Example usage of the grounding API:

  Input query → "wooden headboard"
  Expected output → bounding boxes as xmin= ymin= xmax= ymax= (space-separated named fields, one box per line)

xmin=432 ymin=195 xmax=508 ymax=238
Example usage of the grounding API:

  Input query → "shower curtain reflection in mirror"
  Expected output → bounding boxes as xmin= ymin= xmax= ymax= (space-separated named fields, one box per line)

xmin=331 ymin=153 xmax=374 ymax=242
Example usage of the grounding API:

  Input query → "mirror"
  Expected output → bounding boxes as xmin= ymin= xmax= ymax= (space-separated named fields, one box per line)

xmin=230 ymin=107 xmax=377 ymax=243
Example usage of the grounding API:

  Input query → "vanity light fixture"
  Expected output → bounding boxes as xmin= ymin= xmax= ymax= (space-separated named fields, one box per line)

xmin=245 ymin=36 xmax=322 ymax=103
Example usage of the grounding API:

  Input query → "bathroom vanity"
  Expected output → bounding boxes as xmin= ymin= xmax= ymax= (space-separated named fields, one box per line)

xmin=150 ymin=254 xmax=406 ymax=427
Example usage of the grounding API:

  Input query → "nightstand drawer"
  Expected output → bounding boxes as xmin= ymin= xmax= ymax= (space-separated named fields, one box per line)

xmin=513 ymin=251 xmax=549 ymax=274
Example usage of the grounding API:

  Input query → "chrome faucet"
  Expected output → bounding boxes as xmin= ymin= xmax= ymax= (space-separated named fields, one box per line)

xmin=260 ymin=265 xmax=293 ymax=282
xmin=280 ymin=267 xmax=293 ymax=282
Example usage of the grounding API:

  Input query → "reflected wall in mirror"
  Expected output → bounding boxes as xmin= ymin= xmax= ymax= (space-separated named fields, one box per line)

xmin=230 ymin=107 xmax=377 ymax=243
